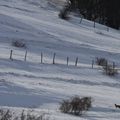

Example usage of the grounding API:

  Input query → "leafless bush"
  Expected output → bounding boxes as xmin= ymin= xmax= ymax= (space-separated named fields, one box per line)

xmin=59 ymin=100 xmax=71 ymax=113
xmin=96 ymin=57 xmax=107 ymax=66
xmin=21 ymin=111 xmax=48 ymax=120
xmin=103 ymin=64 xmax=118 ymax=76
xmin=59 ymin=96 xmax=92 ymax=116
xmin=0 ymin=109 xmax=48 ymax=120
xmin=70 ymin=96 xmax=82 ymax=115
xmin=12 ymin=41 xmax=26 ymax=48
xmin=0 ymin=109 xmax=12 ymax=120
xmin=20 ymin=110 xmax=26 ymax=120
xmin=96 ymin=57 xmax=118 ymax=76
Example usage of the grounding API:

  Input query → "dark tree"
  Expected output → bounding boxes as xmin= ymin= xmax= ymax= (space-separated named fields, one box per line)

xmin=60 ymin=0 xmax=120 ymax=29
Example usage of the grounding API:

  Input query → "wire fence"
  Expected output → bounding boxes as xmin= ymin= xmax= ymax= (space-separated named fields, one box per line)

xmin=8 ymin=49 xmax=97 ymax=69
xmin=7 ymin=49 xmax=120 ymax=74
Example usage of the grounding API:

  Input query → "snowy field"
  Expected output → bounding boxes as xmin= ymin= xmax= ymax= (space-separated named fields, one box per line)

xmin=0 ymin=0 xmax=120 ymax=119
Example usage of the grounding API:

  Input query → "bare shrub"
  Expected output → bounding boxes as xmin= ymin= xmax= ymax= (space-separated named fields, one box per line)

xmin=0 ymin=109 xmax=12 ymax=120
xmin=103 ymin=64 xmax=118 ymax=76
xmin=0 ymin=109 xmax=49 ymax=120
xmin=70 ymin=96 xmax=92 ymax=115
xmin=12 ymin=41 xmax=26 ymax=48
xmin=70 ymin=96 xmax=82 ymax=115
xmin=20 ymin=111 xmax=48 ymax=120
xmin=96 ymin=57 xmax=107 ymax=66
xmin=96 ymin=57 xmax=118 ymax=76
xmin=20 ymin=110 xmax=26 ymax=120
xmin=80 ymin=97 xmax=92 ymax=111
xmin=59 ymin=100 xmax=71 ymax=113
xmin=59 ymin=96 xmax=92 ymax=116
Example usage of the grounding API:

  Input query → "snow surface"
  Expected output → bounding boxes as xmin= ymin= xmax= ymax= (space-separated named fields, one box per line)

xmin=0 ymin=0 xmax=120 ymax=119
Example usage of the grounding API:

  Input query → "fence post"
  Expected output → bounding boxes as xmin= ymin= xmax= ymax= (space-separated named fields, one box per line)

xmin=67 ymin=57 xmax=69 ymax=66
xmin=24 ymin=50 xmax=27 ymax=61
xmin=53 ymin=53 xmax=56 ymax=64
xmin=75 ymin=57 xmax=78 ymax=67
xmin=41 ymin=52 xmax=43 ymax=64
xmin=92 ymin=60 xmax=94 ymax=69
xmin=106 ymin=61 xmax=108 ymax=74
xmin=113 ymin=62 xmax=115 ymax=71
xmin=10 ymin=50 xmax=13 ymax=60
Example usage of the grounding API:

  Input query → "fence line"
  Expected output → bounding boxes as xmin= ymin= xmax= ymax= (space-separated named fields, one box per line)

xmin=7 ymin=49 xmax=120 ymax=72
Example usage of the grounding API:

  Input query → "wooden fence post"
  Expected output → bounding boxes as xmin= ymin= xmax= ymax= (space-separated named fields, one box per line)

xmin=92 ymin=60 xmax=94 ymax=69
xmin=106 ymin=61 xmax=108 ymax=74
xmin=10 ymin=50 xmax=13 ymax=60
xmin=75 ymin=57 xmax=78 ymax=67
xmin=24 ymin=50 xmax=27 ymax=61
xmin=53 ymin=53 xmax=56 ymax=64
xmin=67 ymin=57 xmax=69 ymax=66
xmin=41 ymin=52 xmax=43 ymax=64
xmin=113 ymin=62 xmax=115 ymax=70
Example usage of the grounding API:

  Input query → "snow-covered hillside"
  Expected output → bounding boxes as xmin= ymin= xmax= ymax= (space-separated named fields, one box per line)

xmin=0 ymin=0 xmax=120 ymax=120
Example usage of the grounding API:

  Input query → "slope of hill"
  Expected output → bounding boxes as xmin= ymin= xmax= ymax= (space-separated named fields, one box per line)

xmin=0 ymin=0 xmax=120 ymax=120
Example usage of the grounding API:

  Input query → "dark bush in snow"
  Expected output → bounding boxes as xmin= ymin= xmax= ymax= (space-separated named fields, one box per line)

xmin=58 ymin=1 xmax=71 ymax=20
xmin=0 ymin=109 xmax=48 ymax=120
xmin=96 ymin=57 xmax=107 ymax=67
xmin=0 ymin=109 xmax=12 ymax=120
xmin=59 ymin=99 xmax=71 ymax=113
xmin=12 ymin=40 xmax=26 ymax=48
xmin=59 ymin=96 xmax=92 ymax=116
xmin=103 ymin=64 xmax=118 ymax=76
xmin=59 ymin=8 xmax=70 ymax=20
xmin=96 ymin=57 xmax=118 ymax=76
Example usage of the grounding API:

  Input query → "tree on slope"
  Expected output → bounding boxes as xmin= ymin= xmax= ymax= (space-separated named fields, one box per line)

xmin=59 ymin=0 xmax=120 ymax=29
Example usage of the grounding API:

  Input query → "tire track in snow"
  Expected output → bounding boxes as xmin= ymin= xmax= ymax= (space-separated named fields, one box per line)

xmin=0 ymin=72 xmax=120 ymax=89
